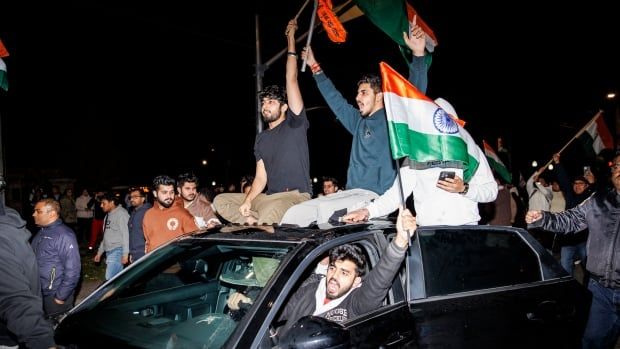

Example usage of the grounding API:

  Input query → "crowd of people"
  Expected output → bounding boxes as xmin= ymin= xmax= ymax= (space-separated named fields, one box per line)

xmin=1 ymin=14 xmax=619 ymax=349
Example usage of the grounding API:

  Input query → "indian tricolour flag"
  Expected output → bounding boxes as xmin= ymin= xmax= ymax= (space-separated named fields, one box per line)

xmin=380 ymin=61 xmax=480 ymax=182
xmin=0 ymin=58 xmax=7 ymax=91
xmin=483 ymin=140 xmax=512 ymax=184
xmin=577 ymin=112 xmax=613 ymax=157
xmin=0 ymin=39 xmax=8 ymax=91
xmin=354 ymin=0 xmax=438 ymax=58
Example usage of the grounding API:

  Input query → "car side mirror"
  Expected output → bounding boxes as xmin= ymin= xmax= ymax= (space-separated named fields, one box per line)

xmin=275 ymin=316 xmax=350 ymax=349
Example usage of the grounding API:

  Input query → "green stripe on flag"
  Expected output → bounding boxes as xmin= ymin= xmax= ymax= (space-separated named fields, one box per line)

xmin=0 ymin=58 xmax=7 ymax=91
xmin=389 ymin=122 xmax=479 ymax=181
xmin=486 ymin=156 xmax=512 ymax=184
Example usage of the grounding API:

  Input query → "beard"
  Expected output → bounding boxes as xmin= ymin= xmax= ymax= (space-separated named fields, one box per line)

xmin=262 ymin=109 xmax=280 ymax=123
xmin=181 ymin=193 xmax=196 ymax=202
xmin=157 ymin=197 xmax=174 ymax=208
xmin=325 ymin=278 xmax=350 ymax=300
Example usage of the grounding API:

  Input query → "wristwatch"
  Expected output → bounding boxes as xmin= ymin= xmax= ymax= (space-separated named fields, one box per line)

xmin=459 ymin=182 xmax=469 ymax=195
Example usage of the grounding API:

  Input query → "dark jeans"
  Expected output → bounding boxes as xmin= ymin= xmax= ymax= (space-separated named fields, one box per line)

xmin=582 ymin=278 xmax=620 ymax=349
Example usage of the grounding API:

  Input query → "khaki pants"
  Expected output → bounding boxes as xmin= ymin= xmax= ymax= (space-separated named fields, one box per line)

xmin=214 ymin=191 xmax=311 ymax=225
xmin=280 ymin=188 xmax=378 ymax=227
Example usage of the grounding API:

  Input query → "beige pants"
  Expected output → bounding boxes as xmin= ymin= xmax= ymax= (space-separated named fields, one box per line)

xmin=214 ymin=190 xmax=311 ymax=225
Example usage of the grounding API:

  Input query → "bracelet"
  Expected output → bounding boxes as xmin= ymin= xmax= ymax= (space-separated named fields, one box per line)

xmin=310 ymin=63 xmax=321 ymax=74
xmin=459 ymin=182 xmax=469 ymax=195
xmin=287 ymin=51 xmax=297 ymax=57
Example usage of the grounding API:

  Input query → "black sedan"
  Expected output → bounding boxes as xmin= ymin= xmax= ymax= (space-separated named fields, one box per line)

xmin=55 ymin=222 xmax=589 ymax=348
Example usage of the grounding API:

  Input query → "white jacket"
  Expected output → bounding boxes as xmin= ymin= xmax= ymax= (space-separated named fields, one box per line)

xmin=367 ymin=159 xmax=498 ymax=226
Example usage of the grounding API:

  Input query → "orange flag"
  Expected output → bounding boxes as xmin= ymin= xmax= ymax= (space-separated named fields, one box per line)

xmin=0 ymin=39 xmax=9 ymax=58
xmin=318 ymin=0 xmax=347 ymax=43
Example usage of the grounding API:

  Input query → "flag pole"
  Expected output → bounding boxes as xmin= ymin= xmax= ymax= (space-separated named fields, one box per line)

xmin=540 ymin=110 xmax=603 ymax=170
xmin=294 ymin=0 xmax=312 ymax=20
xmin=301 ymin=0 xmax=319 ymax=73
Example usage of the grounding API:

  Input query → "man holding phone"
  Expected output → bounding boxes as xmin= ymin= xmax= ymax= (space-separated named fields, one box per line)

xmin=343 ymin=99 xmax=498 ymax=226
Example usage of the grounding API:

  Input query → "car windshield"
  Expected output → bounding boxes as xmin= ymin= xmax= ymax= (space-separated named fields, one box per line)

xmin=55 ymin=238 xmax=294 ymax=348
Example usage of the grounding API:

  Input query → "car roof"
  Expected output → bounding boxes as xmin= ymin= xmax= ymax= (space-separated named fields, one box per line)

xmin=178 ymin=221 xmax=388 ymax=245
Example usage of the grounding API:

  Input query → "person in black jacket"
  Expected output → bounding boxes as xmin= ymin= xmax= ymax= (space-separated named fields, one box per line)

xmin=32 ymin=198 xmax=81 ymax=317
xmin=0 ymin=197 xmax=56 ymax=348
xmin=526 ymin=153 xmax=620 ymax=349
xmin=551 ymin=153 xmax=594 ymax=276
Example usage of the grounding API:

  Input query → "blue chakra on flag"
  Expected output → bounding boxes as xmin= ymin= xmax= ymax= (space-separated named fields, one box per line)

xmin=433 ymin=108 xmax=459 ymax=134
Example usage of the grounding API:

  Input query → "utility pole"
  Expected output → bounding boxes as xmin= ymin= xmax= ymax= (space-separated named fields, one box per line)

xmin=254 ymin=15 xmax=264 ymax=135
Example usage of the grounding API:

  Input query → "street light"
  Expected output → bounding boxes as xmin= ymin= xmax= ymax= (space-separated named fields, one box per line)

xmin=531 ymin=160 xmax=538 ymax=168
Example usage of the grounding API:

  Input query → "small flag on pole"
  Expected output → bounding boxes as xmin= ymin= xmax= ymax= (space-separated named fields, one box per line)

xmin=577 ymin=112 xmax=614 ymax=157
xmin=0 ymin=58 xmax=8 ymax=91
xmin=483 ymin=140 xmax=512 ymax=184
xmin=0 ymin=39 xmax=8 ymax=91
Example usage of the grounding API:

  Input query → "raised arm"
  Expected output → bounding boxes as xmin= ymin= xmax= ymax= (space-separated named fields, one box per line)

xmin=403 ymin=15 xmax=429 ymax=93
xmin=285 ymin=19 xmax=303 ymax=115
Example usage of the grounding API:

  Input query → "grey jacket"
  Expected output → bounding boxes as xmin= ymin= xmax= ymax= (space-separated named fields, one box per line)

xmin=98 ymin=205 xmax=130 ymax=255
xmin=528 ymin=189 xmax=620 ymax=288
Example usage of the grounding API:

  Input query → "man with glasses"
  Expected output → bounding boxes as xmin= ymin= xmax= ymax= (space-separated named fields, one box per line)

xmin=128 ymin=188 xmax=151 ymax=263
xmin=526 ymin=154 xmax=620 ymax=349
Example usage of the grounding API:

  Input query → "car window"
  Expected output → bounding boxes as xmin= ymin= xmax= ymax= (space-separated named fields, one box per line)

xmin=418 ymin=228 xmax=541 ymax=296
xmin=270 ymin=240 xmax=388 ymax=336
xmin=59 ymin=240 xmax=292 ymax=349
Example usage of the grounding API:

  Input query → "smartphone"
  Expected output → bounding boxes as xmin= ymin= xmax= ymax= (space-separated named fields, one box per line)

xmin=583 ymin=166 xmax=590 ymax=175
xmin=438 ymin=171 xmax=456 ymax=181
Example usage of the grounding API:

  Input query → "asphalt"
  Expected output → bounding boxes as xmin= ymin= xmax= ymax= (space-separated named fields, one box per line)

xmin=75 ymin=279 xmax=102 ymax=304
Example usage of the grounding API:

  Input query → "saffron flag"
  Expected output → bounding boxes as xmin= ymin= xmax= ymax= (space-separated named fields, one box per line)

xmin=483 ymin=140 xmax=512 ymax=184
xmin=578 ymin=112 xmax=614 ymax=157
xmin=0 ymin=39 xmax=8 ymax=58
xmin=380 ymin=61 xmax=480 ymax=182
xmin=318 ymin=0 xmax=347 ymax=43
xmin=0 ymin=58 xmax=7 ymax=91
xmin=353 ymin=0 xmax=438 ymax=58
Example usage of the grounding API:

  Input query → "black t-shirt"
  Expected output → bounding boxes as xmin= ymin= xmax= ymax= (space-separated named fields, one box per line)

xmin=254 ymin=109 xmax=312 ymax=195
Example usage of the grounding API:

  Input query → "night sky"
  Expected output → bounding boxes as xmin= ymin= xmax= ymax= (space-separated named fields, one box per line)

xmin=1 ymin=0 xmax=618 ymax=191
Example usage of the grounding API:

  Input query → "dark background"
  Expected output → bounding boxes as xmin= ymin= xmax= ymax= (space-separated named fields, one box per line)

xmin=1 ymin=0 xmax=618 ymax=192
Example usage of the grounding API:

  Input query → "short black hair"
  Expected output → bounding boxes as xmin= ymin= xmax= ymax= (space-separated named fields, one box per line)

xmin=177 ymin=172 xmax=199 ymax=188
xmin=329 ymin=244 xmax=367 ymax=277
xmin=101 ymin=192 xmax=121 ymax=206
xmin=258 ymin=85 xmax=287 ymax=105
xmin=322 ymin=176 xmax=339 ymax=187
xmin=357 ymin=74 xmax=382 ymax=94
xmin=129 ymin=188 xmax=146 ymax=197
xmin=153 ymin=175 xmax=176 ymax=190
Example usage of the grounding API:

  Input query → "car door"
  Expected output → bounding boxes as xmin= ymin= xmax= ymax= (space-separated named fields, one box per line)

xmin=406 ymin=226 xmax=590 ymax=349
xmin=249 ymin=229 xmax=415 ymax=348
xmin=345 ymin=230 xmax=416 ymax=348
